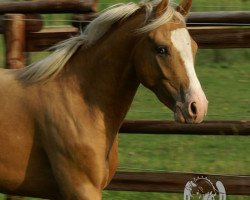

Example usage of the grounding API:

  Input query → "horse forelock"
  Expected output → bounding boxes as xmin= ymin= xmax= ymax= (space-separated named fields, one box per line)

xmin=138 ymin=1 xmax=185 ymax=34
xmin=17 ymin=0 xmax=184 ymax=84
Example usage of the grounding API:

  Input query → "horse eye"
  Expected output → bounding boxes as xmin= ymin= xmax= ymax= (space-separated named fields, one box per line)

xmin=156 ymin=46 xmax=168 ymax=55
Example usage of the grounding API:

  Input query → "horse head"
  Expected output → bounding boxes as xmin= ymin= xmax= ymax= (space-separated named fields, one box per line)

xmin=133 ymin=0 xmax=208 ymax=123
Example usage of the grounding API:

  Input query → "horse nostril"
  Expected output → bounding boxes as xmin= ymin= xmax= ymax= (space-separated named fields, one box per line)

xmin=189 ymin=102 xmax=197 ymax=117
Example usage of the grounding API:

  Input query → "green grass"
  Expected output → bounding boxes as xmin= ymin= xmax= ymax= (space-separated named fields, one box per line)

xmin=0 ymin=0 xmax=250 ymax=199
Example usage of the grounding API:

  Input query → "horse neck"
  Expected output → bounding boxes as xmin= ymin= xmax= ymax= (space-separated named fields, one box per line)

xmin=66 ymin=15 xmax=144 ymax=132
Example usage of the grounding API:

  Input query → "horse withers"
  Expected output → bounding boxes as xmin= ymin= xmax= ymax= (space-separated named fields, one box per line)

xmin=0 ymin=0 xmax=208 ymax=199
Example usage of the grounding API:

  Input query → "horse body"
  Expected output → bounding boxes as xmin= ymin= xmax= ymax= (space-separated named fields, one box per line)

xmin=0 ymin=68 xmax=120 ymax=198
xmin=0 ymin=14 xmax=141 ymax=199
xmin=0 ymin=0 xmax=208 ymax=199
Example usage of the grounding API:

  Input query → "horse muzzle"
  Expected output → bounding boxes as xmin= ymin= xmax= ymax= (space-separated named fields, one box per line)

xmin=174 ymin=90 xmax=208 ymax=124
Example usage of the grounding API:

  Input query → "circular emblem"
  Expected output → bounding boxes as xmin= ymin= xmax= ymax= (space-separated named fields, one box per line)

xmin=184 ymin=176 xmax=226 ymax=200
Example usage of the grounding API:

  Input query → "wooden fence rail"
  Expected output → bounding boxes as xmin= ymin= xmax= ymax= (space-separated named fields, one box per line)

xmin=186 ymin=11 xmax=250 ymax=26
xmin=112 ymin=120 xmax=250 ymax=196
xmin=120 ymin=120 xmax=250 ymax=135
xmin=0 ymin=0 xmax=94 ymax=14
xmin=0 ymin=8 xmax=250 ymax=31
xmin=0 ymin=1 xmax=250 ymax=25
xmin=107 ymin=171 xmax=250 ymax=195
xmin=0 ymin=14 xmax=43 ymax=34
xmin=25 ymin=27 xmax=250 ymax=51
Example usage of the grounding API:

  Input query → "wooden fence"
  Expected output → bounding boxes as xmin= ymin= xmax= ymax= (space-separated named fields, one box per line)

xmin=107 ymin=171 xmax=250 ymax=195
xmin=0 ymin=0 xmax=249 ymax=198
xmin=0 ymin=0 xmax=95 ymax=14
xmin=113 ymin=120 xmax=250 ymax=195
xmin=120 ymin=120 xmax=250 ymax=135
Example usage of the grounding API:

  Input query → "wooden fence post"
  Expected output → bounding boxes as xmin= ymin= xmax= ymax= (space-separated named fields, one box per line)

xmin=4 ymin=14 xmax=26 ymax=69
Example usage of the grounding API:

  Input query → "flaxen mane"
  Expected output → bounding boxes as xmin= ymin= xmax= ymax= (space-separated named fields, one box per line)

xmin=17 ymin=0 xmax=184 ymax=84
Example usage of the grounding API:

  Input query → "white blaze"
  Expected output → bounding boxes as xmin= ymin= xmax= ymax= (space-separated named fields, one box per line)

xmin=170 ymin=28 xmax=202 ymax=92
xmin=170 ymin=28 xmax=208 ymax=120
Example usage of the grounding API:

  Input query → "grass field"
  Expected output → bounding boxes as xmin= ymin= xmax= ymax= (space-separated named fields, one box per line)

xmin=0 ymin=0 xmax=250 ymax=199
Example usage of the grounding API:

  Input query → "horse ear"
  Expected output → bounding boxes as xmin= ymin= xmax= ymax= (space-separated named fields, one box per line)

xmin=176 ymin=0 xmax=192 ymax=16
xmin=155 ymin=0 xmax=169 ymax=18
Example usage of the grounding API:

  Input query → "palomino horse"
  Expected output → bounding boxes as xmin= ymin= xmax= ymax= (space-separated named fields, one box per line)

xmin=0 ymin=0 xmax=208 ymax=199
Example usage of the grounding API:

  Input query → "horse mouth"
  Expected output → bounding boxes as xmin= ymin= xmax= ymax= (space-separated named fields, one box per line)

xmin=174 ymin=106 xmax=187 ymax=123
xmin=174 ymin=102 xmax=207 ymax=124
